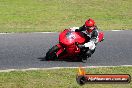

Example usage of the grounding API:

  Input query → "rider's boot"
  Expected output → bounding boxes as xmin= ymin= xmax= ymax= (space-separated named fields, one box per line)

xmin=86 ymin=50 xmax=92 ymax=58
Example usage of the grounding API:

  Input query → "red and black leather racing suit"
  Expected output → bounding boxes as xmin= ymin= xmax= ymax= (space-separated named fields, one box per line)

xmin=75 ymin=25 xmax=99 ymax=58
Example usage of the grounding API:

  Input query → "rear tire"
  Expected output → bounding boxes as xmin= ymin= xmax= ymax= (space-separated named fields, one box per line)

xmin=45 ymin=45 xmax=59 ymax=61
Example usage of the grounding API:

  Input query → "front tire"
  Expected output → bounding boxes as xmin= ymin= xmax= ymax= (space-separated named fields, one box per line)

xmin=45 ymin=45 xmax=59 ymax=61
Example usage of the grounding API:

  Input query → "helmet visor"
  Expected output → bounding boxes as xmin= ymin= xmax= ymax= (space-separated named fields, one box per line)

xmin=85 ymin=26 xmax=94 ymax=30
xmin=85 ymin=26 xmax=94 ymax=33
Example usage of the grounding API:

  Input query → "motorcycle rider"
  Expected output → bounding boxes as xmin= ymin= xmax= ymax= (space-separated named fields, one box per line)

xmin=71 ymin=18 xmax=99 ymax=59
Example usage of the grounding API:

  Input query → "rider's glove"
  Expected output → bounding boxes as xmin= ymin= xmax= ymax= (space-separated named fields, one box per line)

xmin=90 ymin=37 xmax=98 ymax=44
xmin=84 ymin=41 xmax=96 ymax=50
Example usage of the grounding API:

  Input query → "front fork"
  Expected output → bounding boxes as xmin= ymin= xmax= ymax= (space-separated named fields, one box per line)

xmin=56 ymin=44 xmax=65 ymax=57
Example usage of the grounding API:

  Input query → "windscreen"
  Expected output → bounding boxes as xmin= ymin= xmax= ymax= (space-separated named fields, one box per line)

xmin=66 ymin=31 xmax=76 ymax=40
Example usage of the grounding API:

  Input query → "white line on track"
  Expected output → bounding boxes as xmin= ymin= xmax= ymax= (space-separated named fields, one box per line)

xmin=0 ymin=32 xmax=57 ymax=34
xmin=0 ymin=33 xmax=10 ymax=34
xmin=0 ymin=65 xmax=131 ymax=72
xmin=33 ymin=32 xmax=57 ymax=33
xmin=0 ymin=30 xmax=125 ymax=34
xmin=111 ymin=30 xmax=122 ymax=31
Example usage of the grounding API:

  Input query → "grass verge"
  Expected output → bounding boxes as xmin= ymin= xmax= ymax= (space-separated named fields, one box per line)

xmin=0 ymin=66 xmax=132 ymax=88
xmin=0 ymin=0 xmax=132 ymax=33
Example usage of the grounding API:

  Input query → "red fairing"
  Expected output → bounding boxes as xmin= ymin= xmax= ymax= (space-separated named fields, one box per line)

xmin=59 ymin=29 xmax=86 ymax=46
xmin=57 ymin=29 xmax=86 ymax=57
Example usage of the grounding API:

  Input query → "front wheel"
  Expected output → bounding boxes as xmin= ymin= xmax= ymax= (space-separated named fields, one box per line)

xmin=45 ymin=45 xmax=59 ymax=61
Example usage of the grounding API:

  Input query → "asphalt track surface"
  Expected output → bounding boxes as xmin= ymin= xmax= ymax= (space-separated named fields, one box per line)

xmin=0 ymin=30 xmax=132 ymax=70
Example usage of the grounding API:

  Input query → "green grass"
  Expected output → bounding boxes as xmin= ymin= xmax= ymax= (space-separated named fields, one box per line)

xmin=0 ymin=66 xmax=132 ymax=88
xmin=0 ymin=0 xmax=132 ymax=33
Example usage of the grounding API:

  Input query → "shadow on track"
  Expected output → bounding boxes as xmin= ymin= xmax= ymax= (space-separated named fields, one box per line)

xmin=37 ymin=57 xmax=82 ymax=62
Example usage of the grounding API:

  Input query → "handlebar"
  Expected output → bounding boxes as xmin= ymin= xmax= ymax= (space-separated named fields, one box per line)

xmin=77 ymin=44 xmax=85 ymax=48
xmin=75 ymin=42 xmax=86 ymax=49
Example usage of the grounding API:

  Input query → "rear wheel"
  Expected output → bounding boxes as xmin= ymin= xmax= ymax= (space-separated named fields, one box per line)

xmin=45 ymin=45 xmax=59 ymax=61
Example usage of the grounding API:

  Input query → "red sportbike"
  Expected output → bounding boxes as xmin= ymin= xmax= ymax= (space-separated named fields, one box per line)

xmin=45 ymin=29 xmax=104 ymax=62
